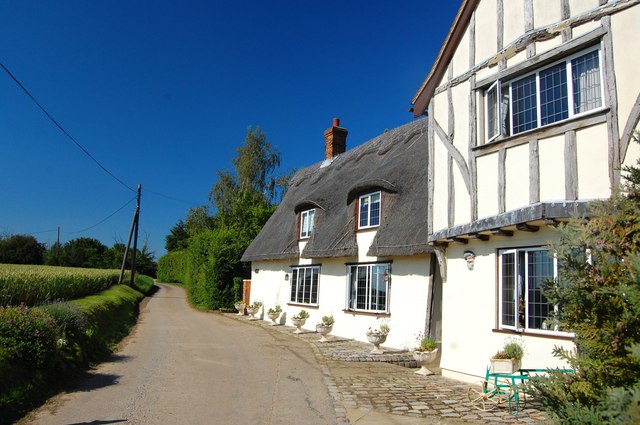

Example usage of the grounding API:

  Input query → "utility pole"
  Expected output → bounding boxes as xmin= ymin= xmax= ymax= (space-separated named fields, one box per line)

xmin=118 ymin=185 xmax=141 ymax=285
xmin=130 ymin=184 xmax=141 ymax=286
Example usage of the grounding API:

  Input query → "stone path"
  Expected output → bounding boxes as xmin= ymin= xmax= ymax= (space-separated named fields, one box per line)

xmin=226 ymin=314 xmax=549 ymax=424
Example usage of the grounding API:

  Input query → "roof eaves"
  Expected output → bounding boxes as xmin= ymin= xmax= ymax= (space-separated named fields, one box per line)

xmin=411 ymin=0 xmax=479 ymax=117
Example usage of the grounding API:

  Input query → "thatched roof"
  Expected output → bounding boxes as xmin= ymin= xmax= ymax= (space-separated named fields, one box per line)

xmin=241 ymin=118 xmax=432 ymax=262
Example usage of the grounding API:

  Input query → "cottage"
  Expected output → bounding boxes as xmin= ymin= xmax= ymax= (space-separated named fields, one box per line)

xmin=411 ymin=0 xmax=640 ymax=382
xmin=241 ymin=118 xmax=441 ymax=350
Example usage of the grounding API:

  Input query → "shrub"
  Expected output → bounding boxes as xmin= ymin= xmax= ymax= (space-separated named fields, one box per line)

xmin=157 ymin=250 xmax=187 ymax=283
xmin=0 ymin=305 xmax=58 ymax=368
xmin=41 ymin=302 xmax=89 ymax=363
xmin=132 ymin=274 xmax=155 ymax=295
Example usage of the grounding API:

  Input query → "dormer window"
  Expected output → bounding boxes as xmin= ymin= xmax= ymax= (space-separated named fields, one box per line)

xmin=358 ymin=192 xmax=381 ymax=229
xmin=300 ymin=209 xmax=315 ymax=239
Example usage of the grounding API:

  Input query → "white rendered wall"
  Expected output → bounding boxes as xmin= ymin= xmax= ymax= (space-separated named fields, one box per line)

xmin=440 ymin=228 xmax=575 ymax=383
xmin=249 ymin=231 xmax=432 ymax=351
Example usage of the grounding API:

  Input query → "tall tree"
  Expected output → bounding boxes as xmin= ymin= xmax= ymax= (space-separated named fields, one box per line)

xmin=165 ymin=219 xmax=189 ymax=252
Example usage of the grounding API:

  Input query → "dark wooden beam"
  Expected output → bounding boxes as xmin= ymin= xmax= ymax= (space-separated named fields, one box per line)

xmin=452 ymin=237 xmax=469 ymax=244
xmin=544 ymin=218 xmax=560 ymax=227
xmin=516 ymin=223 xmax=539 ymax=232
xmin=469 ymin=232 xmax=490 ymax=241
xmin=490 ymin=228 xmax=514 ymax=237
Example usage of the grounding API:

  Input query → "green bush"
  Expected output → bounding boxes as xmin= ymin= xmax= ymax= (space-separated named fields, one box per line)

xmin=157 ymin=250 xmax=187 ymax=283
xmin=72 ymin=285 xmax=143 ymax=361
xmin=132 ymin=274 xmax=155 ymax=295
xmin=0 ymin=285 xmax=144 ymax=422
xmin=41 ymin=302 xmax=89 ymax=364
xmin=0 ymin=305 xmax=58 ymax=368
xmin=184 ymin=228 xmax=247 ymax=310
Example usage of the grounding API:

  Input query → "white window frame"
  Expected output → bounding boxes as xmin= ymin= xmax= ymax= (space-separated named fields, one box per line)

xmin=498 ymin=247 xmax=571 ymax=336
xmin=300 ymin=209 xmax=315 ymax=239
xmin=358 ymin=192 xmax=381 ymax=230
xmin=290 ymin=265 xmax=320 ymax=305
xmin=484 ymin=47 xmax=604 ymax=142
xmin=346 ymin=262 xmax=390 ymax=313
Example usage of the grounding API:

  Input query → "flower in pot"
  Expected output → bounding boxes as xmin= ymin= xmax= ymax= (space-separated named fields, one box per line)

xmin=246 ymin=300 xmax=262 ymax=321
xmin=412 ymin=335 xmax=439 ymax=376
xmin=490 ymin=338 xmax=524 ymax=374
xmin=234 ymin=300 xmax=246 ymax=316
xmin=366 ymin=320 xmax=390 ymax=354
xmin=291 ymin=309 xmax=310 ymax=334
xmin=267 ymin=305 xmax=282 ymax=325
xmin=316 ymin=314 xmax=334 ymax=342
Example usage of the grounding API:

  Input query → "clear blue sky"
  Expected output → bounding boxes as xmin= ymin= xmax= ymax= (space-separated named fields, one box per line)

xmin=0 ymin=1 xmax=460 ymax=258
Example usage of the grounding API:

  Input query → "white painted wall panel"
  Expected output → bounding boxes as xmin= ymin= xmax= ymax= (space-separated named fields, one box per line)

xmin=533 ymin=0 xmax=561 ymax=28
xmin=477 ymin=153 xmax=500 ymax=219
xmin=539 ymin=135 xmax=566 ymax=201
xmin=475 ymin=0 xmax=498 ymax=65
xmin=505 ymin=144 xmax=530 ymax=211
xmin=576 ymin=124 xmax=610 ymax=200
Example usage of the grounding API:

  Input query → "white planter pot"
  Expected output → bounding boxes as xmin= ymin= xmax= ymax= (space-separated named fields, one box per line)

xmin=246 ymin=306 xmax=260 ymax=320
xmin=267 ymin=311 xmax=281 ymax=325
xmin=366 ymin=332 xmax=388 ymax=354
xmin=413 ymin=348 xmax=439 ymax=376
xmin=234 ymin=303 xmax=246 ymax=316
xmin=490 ymin=358 xmax=522 ymax=374
xmin=291 ymin=317 xmax=307 ymax=334
xmin=316 ymin=324 xmax=333 ymax=342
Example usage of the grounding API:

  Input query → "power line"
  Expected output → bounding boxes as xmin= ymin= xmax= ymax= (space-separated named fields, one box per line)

xmin=0 ymin=61 xmax=136 ymax=193
xmin=66 ymin=196 xmax=136 ymax=235
xmin=144 ymin=186 xmax=199 ymax=206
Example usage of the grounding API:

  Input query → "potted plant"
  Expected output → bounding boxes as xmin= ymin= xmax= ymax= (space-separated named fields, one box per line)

xmin=267 ymin=305 xmax=282 ymax=325
xmin=291 ymin=309 xmax=310 ymax=334
xmin=316 ymin=314 xmax=334 ymax=342
xmin=234 ymin=300 xmax=246 ymax=316
xmin=490 ymin=338 xmax=524 ymax=374
xmin=412 ymin=335 xmax=439 ymax=376
xmin=246 ymin=300 xmax=262 ymax=321
xmin=366 ymin=320 xmax=390 ymax=354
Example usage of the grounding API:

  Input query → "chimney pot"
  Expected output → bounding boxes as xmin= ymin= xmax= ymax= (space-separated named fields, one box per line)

xmin=324 ymin=118 xmax=348 ymax=160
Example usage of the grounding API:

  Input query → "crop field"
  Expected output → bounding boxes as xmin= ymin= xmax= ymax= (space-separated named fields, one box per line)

xmin=0 ymin=264 xmax=122 ymax=306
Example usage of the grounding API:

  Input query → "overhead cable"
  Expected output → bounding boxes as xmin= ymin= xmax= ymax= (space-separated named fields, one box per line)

xmin=66 ymin=196 xmax=136 ymax=235
xmin=0 ymin=61 xmax=136 ymax=193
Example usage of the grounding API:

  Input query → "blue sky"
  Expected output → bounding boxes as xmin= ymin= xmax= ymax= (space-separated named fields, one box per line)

xmin=0 ymin=1 xmax=460 ymax=258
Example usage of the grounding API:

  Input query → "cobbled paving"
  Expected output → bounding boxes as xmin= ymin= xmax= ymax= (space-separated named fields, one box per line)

xmin=226 ymin=314 xmax=548 ymax=424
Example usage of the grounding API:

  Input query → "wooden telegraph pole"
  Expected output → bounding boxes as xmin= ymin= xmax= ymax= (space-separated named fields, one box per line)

xmin=118 ymin=185 xmax=141 ymax=285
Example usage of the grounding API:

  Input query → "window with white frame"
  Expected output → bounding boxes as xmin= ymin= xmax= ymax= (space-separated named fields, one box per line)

xmin=347 ymin=263 xmax=390 ymax=313
xmin=300 ymin=209 xmax=315 ymax=239
xmin=485 ymin=48 xmax=603 ymax=142
xmin=358 ymin=192 xmax=381 ymax=229
xmin=290 ymin=265 xmax=319 ymax=305
xmin=498 ymin=247 xmax=562 ymax=333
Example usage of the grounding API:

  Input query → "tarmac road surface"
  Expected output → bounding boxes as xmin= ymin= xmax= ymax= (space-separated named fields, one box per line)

xmin=21 ymin=284 xmax=337 ymax=425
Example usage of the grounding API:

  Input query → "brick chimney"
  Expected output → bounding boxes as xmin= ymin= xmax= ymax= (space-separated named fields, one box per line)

xmin=324 ymin=118 xmax=348 ymax=160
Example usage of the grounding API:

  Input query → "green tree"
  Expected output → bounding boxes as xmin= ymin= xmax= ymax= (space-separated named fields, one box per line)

xmin=165 ymin=219 xmax=189 ymax=252
xmin=59 ymin=238 xmax=108 ymax=268
xmin=0 ymin=234 xmax=45 ymax=265
xmin=528 ymin=147 xmax=640 ymax=424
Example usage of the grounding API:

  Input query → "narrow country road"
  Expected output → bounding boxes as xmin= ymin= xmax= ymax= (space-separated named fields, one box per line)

xmin=22 ymin=284 xmax=337 ymax=425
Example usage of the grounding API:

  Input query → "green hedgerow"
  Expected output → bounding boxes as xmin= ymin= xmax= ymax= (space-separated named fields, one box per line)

xmin=0 ymin=305 xmax=58 ymax=368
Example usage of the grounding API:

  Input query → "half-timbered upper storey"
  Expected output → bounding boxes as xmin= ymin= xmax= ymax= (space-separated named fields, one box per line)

xmin=411 ymin=0 xmax=640 ymax=243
